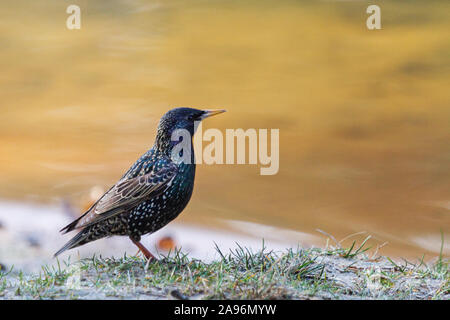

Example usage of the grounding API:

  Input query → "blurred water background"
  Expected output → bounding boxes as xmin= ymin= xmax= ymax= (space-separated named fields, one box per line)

xmin=0 ymin=0 xmax=449 ymax=269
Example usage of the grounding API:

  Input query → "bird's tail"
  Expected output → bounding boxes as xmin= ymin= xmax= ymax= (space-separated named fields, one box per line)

xmin=54 ymin=228 xmax=90 ymax=257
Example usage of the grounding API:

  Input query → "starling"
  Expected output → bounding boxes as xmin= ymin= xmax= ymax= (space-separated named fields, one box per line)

xmin=55 ymin=107 xmax=226 ymax=259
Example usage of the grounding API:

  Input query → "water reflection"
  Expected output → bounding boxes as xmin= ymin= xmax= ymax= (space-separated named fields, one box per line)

xmin=0 ymin=0 xmax=449 ymax=258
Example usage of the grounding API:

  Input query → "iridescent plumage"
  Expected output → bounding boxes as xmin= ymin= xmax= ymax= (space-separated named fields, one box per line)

xmin=55 ymin=107 xmax=225 ymax=259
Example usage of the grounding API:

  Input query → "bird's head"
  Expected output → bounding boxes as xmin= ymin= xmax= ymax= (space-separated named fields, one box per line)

xmin=155 ymin=107 xmax=226 ymax=153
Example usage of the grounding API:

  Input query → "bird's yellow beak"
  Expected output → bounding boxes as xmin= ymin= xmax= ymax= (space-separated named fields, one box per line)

xmin=201 ymin=109 xmax=226 ymax=119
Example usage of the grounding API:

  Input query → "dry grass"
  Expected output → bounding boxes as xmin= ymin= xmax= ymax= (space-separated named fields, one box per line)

xmin=0 ymin=239 xmax=448 ymax=300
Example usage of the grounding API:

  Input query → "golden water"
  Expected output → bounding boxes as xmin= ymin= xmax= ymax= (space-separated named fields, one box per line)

xmin=0 ymin=0 xmax=449 ymax=258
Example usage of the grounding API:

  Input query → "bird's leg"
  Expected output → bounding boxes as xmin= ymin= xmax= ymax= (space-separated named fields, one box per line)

xmin=130 ymin=236 xmax=157 ymax=261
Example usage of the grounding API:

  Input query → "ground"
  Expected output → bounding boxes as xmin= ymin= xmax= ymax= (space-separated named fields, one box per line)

xmin=0 ymin=240 xmax=448 ymax=300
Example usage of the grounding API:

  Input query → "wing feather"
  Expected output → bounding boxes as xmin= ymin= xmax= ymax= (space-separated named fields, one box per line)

xmin=67 ymin=161 xmax=178 ymax=231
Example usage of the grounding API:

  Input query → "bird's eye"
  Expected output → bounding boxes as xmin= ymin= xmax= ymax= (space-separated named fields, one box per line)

xmin=188 ymin=113 xmax=202 ymax=121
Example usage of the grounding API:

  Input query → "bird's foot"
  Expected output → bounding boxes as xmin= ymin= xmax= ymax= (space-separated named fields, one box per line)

xmin=130 ymin=237 xmax=157 ymax=261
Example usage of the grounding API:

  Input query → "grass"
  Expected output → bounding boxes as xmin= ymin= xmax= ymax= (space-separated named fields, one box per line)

xmin=0 ymin=237 xmax=448 ymax=300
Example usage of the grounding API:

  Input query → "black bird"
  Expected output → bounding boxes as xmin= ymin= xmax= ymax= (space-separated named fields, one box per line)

xmin=55 ymin=107 xmax=226 ymax=259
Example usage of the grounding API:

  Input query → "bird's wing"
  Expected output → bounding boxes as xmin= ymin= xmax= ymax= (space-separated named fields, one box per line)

xmin=61 ymin=160 xmax=178 ymax=232
xmin=96 ymin=163 xmax=177 ymax=214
